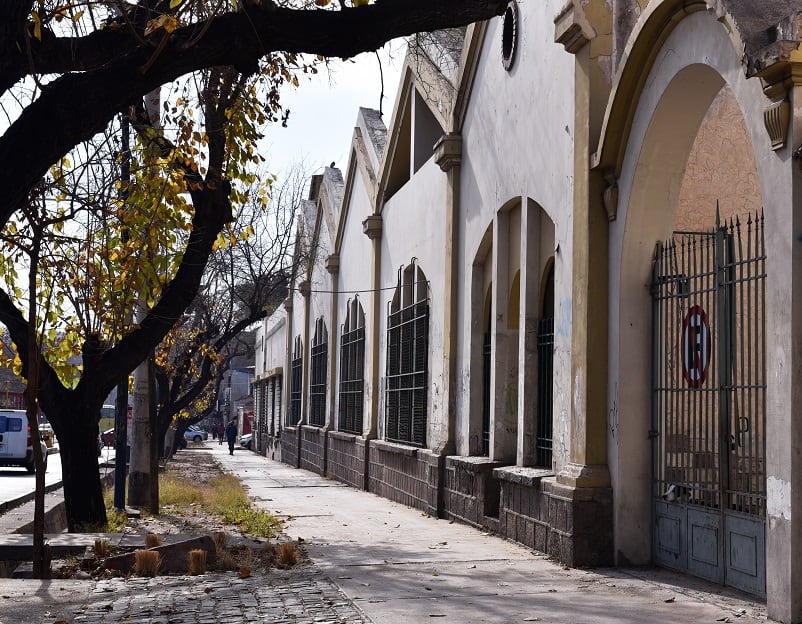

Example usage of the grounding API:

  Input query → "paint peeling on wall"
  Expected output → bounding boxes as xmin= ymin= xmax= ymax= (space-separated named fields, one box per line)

xmin=766 ymin=476 xmax=792 ymax=521
xmin=556 ymin=297 xmax=572 ymax=337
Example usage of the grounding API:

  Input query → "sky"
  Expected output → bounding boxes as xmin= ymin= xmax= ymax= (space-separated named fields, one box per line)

xmin=261 ymin=41 xmax=405 ymax=182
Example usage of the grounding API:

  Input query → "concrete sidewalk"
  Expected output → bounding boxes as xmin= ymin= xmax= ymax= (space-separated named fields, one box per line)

xmin=215 ymin=443 xmax=769 ymax=624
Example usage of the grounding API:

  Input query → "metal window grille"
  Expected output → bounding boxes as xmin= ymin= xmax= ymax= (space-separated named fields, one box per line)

xmin=275 ymin=374 xmax=282 ymax=433
xmin=339 ymin=325 xmax=365 ymax=434
xmin=288 ymin=337 xmax=302 ymax=426
xmin=536 ymin=316 xmax=554 ymax=467
xmin=309 ymin=320 xmax=328 ymax=427
xmin=385 ymin=296 xmax=429 ymax=447
xmin=256 ymin=382 xmax=264 ymax=444
xmin=481 ymin=330 xmax=491 ymax=456
xmin=267 ymin=378 xmax=275 ymax=436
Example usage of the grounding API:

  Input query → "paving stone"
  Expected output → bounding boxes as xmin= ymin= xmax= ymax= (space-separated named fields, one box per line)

xmin=58 ymin=568 xmax=370 ymax=623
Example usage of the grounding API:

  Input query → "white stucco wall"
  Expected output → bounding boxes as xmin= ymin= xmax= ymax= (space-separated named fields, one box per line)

xmin=380 ymin=154 xmax=449 ymax=448
xmin=256 ymin=311 xmax=287 ymax=379
xmin=455 ymin=1 xmax=575 ymax=468
xmin=334 ymin=165 xmax=375 ymax=433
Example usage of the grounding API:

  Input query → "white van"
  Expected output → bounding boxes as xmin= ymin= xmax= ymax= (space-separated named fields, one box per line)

xmin=0 ymin=410 xmax=48 ymax=473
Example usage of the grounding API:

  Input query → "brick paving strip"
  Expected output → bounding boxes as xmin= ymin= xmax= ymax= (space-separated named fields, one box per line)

xmin=74 ymin=568 xmax=371 ymax=624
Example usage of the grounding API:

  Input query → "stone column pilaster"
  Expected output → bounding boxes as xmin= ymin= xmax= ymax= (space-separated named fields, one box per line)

xmin=362 ymin=215 xmax=383 ymax=440
xmin=435 ymin=133 xmax=462 ymax=456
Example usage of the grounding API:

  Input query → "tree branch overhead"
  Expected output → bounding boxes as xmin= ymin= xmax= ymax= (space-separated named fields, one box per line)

xmin=0 ymin=0 xmax=507 ymax=232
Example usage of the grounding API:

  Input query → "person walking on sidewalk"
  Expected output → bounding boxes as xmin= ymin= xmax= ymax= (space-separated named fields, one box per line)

xmin=218 ymin=423 xmax=225 ymax=445
xmin=225 ymin=420 xmax=237 ymax=456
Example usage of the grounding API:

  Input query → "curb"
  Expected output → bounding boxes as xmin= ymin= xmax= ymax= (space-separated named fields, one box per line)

xmin=0 ymin=481 xmax=64 ymax=517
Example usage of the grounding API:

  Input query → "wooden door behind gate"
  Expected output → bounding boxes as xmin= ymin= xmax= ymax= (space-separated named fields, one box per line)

xmin=651 ymin=212 xmax=766 ymax=597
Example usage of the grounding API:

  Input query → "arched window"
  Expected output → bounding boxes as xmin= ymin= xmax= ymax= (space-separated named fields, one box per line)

xmin=385 ymin=259 xmax=429 ymax=447
xmin=309 ymin=318 xmax=328 ymax=427
xmin=536 ymin=261 xmax=555 ymax=467
xmin=339 ymin=297 xmax=366 ymax=435
xmin=288 ymin=335 xmax=303 ymax=426
xmin=481 ymin=289 xmax=492 ymax=456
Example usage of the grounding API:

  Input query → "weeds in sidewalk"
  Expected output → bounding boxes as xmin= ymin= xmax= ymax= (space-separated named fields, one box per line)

xmin=158 ymin=472 xmax=282 ymax=538
xmin=99 ymin=490 xmax=128 ymax=533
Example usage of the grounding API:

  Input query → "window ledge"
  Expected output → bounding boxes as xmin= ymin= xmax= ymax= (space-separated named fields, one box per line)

xmin=372 ymin=439 xmax=418 ymax=457
xmin=328 ymin=430 xmax=358 ymax=442
xmin=493 ymin=466 xmax=555 ymax=487
xmin=447 ymin=456 xmax=507 ymax=473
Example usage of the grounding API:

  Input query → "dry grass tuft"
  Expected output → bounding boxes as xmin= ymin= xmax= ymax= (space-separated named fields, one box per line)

xmin=213 ymin=531 xmax=228 ymax=554
xmin=94 ymin=539 xmax=110 ymax=558
xmin=277 ymin=542 xmax=300 ymax=568
xmin=188 ymin=549 xmax=207 ymax=575
xmin=215 ymin=547 xmax=237 ymax=571
xmin=134 ymin=550 xmax=161 ymax=577
xmin=145 ymin=533 xmax=162 ymax=548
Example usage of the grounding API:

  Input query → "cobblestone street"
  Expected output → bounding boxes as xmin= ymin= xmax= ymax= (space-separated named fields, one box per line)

xmin=72 ymin=569 xmax=369 ymax=624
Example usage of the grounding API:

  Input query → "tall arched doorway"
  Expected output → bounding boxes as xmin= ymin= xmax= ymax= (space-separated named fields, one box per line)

xmin=607 ymin=10 xmax=771 ymax=598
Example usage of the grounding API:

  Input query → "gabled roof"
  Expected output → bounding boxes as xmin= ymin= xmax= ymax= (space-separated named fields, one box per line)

xmin=318 ymin=167 xmax=344 ymax=250
xmin=333 ymin=107 xmax=387 ymax=254
xmin=359 ymin=107 xmax=388 ymax=173
xmin=331 ymin=25 xmax=496 ymax=252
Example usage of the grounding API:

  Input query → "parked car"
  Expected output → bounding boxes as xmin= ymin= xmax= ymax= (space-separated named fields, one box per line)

xmin=239 ymin=433 xmax=253 ymax=450
xmin=38 ymin=423 xmax=55 ymax=449
xmin=0 ymin=410 xmax=47 ymax=473
xmin=100 ymin=428 xmax=115 ymax=447
xmin=183 ymin=426 xmax=208 ymax=443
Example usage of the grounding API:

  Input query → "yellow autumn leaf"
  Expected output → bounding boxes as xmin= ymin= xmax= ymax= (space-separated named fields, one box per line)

xmin=353 ymin=0 xmax=369 ymax=6
xmin=31 ymin=11 xmax=42 ymax=40
xmin=144 ymin=14 xmax=178 ymax=36
xmin=170 ymin=0 xmax=183 ymax=8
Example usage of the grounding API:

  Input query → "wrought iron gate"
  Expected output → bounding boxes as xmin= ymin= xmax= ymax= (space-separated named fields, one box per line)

xmin=651 ymin=212 xmax=766 ymax=596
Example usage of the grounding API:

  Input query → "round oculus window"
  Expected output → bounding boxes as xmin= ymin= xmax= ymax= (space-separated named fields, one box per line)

xmin=501 ymin=1 xmax=519 ymax=71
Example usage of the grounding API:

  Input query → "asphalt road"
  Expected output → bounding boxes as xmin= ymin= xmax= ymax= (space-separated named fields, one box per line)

xmin=0 ymin=445 xmax=116 ymax=512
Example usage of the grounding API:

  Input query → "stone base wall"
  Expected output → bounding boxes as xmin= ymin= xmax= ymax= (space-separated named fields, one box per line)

xmin=543 ymin=479 xmax=614 ymax=567
xmin=496 ymin=468 xmax=554 ymax=554
xmin=494 ymin=468 xmax=613 ymax=566
xmin=368 ymin=441 xmax=443 ymax=516
xmin=280 ymin=429 xmax=613 ymax=568
xmin=258 ymin=433 xmax=282 ymax=461
xmin=299 ymin=426 xmax=326 ymax=475
xmin=327 ymin=432 xmax=368 ymax=490
xmin=444 ymin=456 xmax=504 ymax=530
xmin=280 ymin=426 xmax=300 ymax=468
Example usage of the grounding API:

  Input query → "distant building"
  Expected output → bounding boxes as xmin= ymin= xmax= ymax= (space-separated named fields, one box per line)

xmin=219 ymin=332 xmax=255 ymax=436
xmin=0 ymin=365 xmax=26 ymax=411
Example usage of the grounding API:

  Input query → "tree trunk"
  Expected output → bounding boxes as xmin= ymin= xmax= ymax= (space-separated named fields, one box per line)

xmin=58 ymin=422 xmax=106 ymax=531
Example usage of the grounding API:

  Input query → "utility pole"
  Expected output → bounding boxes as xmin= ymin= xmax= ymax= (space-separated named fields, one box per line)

xmin=127 ymin=88 xmax=162 ymax=509
xmin=113 ymin=110 xmax=131 ymax=510
xmin=127 ymin=350 xmax=151 ymax=507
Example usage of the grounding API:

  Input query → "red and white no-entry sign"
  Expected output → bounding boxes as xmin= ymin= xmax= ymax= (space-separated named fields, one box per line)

xmin=681 ymin=305 xmax=711 ymax=388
